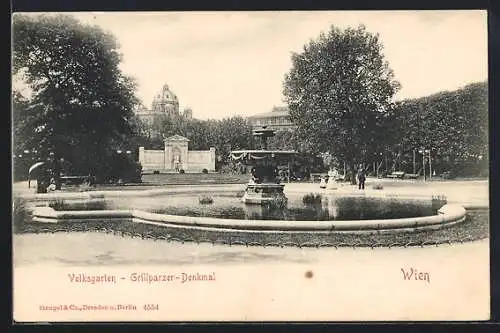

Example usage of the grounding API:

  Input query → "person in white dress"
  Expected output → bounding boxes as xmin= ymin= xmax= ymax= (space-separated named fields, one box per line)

xmin=328 ymin=168 xmax=339 ymax=180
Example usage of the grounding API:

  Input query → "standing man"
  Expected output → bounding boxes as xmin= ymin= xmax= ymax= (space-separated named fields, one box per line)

xmin=52 ymin=156 xmax=62 ymax=190
xmin=47 ymin=152 xmax=62 ymax=190
xmin=36 ymin=165 xmax=51 ymax=193
xmin=357 ymin=166 xmax=366 ymax=190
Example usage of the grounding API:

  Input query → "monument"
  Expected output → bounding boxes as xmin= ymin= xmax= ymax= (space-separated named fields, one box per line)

xmin=138 ymin=135 xmax=215 ymax=173
xmin=230 ymin=126 xmax=296 ymax=205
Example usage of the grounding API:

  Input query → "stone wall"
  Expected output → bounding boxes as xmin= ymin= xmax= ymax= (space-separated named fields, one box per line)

xmin=138 ymin=148 xmax=164 ymax=170
xmin=139 ymin=146 xmax=215 ymax=172
xmin=188 ymin=148 xmax=216 ymax=172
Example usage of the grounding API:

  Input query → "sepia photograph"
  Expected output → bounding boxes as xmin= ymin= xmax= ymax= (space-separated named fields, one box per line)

xmin=12 ymin=10 xmax=489 ymax=322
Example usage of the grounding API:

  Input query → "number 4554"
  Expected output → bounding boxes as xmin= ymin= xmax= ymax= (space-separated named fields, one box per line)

xmin=143 ymin=304 xmax=159 ymax=311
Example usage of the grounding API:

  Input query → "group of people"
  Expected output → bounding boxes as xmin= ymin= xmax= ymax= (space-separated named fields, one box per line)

xmin=323 ymin=165 xmax=366 ymax=190
xmin=35 ymin=167 xmax=58 ymax=193
xmin=32 ymin=156 xmax=63 ymax=193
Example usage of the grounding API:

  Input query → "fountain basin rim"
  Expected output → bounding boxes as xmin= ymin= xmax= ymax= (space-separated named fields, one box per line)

xmin=32 ymin=204 xmax=466 ymax=232
xmin=246 ymin=183 xmax=285 ymax=188
xmin=230 ymin=150 xmax=297 ymax=154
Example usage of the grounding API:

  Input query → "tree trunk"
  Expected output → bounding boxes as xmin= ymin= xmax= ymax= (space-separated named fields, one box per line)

xmin=349 ymin=161 xmax=357 ymax=185
xmin=53 ymin=155 xmax=62 ymax=190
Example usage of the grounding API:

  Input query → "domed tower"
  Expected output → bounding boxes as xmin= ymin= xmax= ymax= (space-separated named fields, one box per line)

xmin=151 ymin=84 xmax=180 ymax=116
xmin=183 ymin=107 xmax=193 ymax=119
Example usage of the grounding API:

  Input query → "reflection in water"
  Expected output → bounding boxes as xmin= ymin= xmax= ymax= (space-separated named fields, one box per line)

xmin=109 ymin=194 xmax=439 ymax=221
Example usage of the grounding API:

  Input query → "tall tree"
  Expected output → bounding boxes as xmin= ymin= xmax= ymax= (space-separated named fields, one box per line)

xmin=283 ymin=25 xmax=400 ymax=183
xmin=392 ymin=81 xmax=488 ymax=176
xmin=267 ymin=130 xmax=298 ymax=151
xmin=12 ymin=14 xmax=139 ymax=181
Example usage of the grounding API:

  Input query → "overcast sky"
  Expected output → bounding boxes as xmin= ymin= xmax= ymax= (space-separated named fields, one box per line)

xmin=18 ymin=11 xmax=487 ymax=120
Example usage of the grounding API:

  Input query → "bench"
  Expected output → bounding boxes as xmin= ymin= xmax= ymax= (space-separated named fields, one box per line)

xmin=440 ymin=171 xmax=454 ymax=180
xmin=386 ymin=171 xmax=405 ymax=179
xmin=60 ymin=176 xmax=88 ymax=185
xmin=310 ymin=173 xmax=327 ymax=183
xmin=404 ymin=173 xmax=420 ymax=179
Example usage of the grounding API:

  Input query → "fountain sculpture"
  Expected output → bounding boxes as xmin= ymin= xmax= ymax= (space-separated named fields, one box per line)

xmin=230 ymin=126 xmax=296 ymax=205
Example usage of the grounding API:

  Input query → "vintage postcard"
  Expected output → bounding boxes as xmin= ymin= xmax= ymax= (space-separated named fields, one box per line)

xmin=12 ymin=10 xmax=489 ymax=322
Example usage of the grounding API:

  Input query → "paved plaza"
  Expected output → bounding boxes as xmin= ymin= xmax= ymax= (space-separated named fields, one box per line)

xmin=13 ymin=177 xmax=489 ymax=206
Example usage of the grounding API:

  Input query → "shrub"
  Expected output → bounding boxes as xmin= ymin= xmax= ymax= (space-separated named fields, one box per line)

xmin=48 ymin=199 xmax=107 ymax=211
xmin=91 ymin=153 xmax=142 ymax=184
xmin=124 ymin=160 xmax=143 ymax=183
xmin=266 ymin=195 xmax=288 ymax=210
xmin=202 ymin=168 xmax=208 ymax=174
xmin=153 ymin=170 xmax=160 ymax=175
xmin=432 ymin=195 xmax=448 ymax=211
xmin=199 ymin=195 xmax=214 ymax=204
xmin=84 ymin=200 xmax=108 ymax=210
xmin=302 ymin=193 xmax=323 ymax=205
xmin=13 ymin=197 xmax=30 ymax=233
xmin=334 ymin=197 xmax=435 ymax=220
xmin=48 ymin=199 xmax=67 ymax=210
xmin=179 ymin=169 xmax=185 ymax=174
xmin=372 ymin=183 xmax=384 ymax=190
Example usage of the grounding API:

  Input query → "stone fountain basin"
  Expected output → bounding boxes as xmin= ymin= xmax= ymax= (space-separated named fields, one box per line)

xmin=31 ymin=203 xmax=466 ymax=233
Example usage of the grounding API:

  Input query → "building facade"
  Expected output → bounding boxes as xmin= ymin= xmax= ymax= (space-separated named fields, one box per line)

xmin=134 ymin=83 xmax=193 ymax=124
xmin=139 ymin=135 xmax=216 ymax=173
xmin=248 ymin=106 xmax=296 ymax=131
xmin=151 ymin=84 xmax=179 ymax=115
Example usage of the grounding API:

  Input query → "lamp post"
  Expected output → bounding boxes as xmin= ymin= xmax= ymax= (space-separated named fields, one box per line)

xmin=418 ymin=148 xmax=431 ymax=181
xmin=429 ymin=150 xmax=432 ymax=179
xmin=378 ymin=152 xmax=383 ymax=178
xmin=117 ymin=149 xmax=134 ymax=162
xmin=117 ymin=148 xmax=133 ymax=161
xmin=413 ymin=149 xmax=416 ymax=174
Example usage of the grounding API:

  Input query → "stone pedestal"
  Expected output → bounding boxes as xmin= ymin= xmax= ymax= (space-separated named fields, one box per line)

xmin=243 ymin=201 xmax=287 ymax=219
xmin=242 ymin=183 xmax=286 ymax=204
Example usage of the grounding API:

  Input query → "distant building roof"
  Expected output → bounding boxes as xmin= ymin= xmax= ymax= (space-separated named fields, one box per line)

xmin=249 ymin=106 xmax=290 ymax=119
xmin=153 ymin=84 xmax=178 ymax=104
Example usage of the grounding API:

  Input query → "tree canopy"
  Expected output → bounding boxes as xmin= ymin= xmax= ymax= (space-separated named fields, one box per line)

xmin=12 ymin=14 xmax=139 ymax=180
xmin=283 ymin=25 xmax=400 ymax=181
xmin=391 ymin=81 xmax=488 ymax=176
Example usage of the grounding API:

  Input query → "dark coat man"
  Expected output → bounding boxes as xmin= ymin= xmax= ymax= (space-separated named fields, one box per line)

xmin=358 ymin=168 xmax=366 ymax=190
